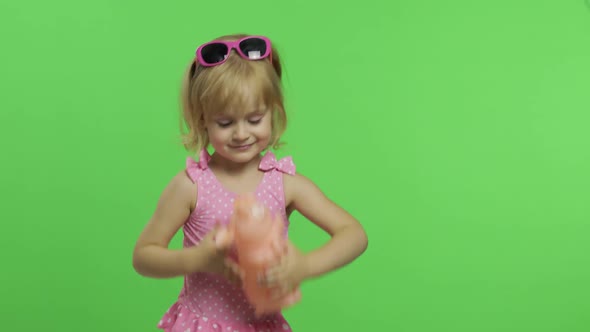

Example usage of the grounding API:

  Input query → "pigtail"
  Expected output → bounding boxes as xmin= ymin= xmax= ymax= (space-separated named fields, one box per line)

xmin=179 ymin=60 xmax=208 ymax=153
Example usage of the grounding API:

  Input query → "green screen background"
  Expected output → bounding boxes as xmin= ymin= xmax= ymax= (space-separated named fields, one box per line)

xmin=1 ymin=1 xmax=589 ymax=331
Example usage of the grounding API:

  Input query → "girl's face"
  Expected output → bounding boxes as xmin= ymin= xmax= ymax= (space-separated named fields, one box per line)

xmin=205 ymin=105 xmax=272 ymax=165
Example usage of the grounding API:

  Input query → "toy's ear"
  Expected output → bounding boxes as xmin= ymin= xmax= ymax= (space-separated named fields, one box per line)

xmin=233 ymin=195 xmax=247 ymax=215
xmin=234 ymin=193 xmax=256 ymax=210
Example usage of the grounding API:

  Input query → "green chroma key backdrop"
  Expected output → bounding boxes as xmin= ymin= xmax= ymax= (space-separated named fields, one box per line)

xmin=1 ymin=0 xmax=589 ymax=331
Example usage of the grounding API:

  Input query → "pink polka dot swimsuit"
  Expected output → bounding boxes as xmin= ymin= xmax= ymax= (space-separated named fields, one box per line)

xmin=157 ymin=149 xmax=296 ymax=332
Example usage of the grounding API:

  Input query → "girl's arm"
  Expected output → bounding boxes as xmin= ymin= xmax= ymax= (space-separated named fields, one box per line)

xmin=132 ymin=170 xmax=216 ymax=279
xmin=285 ymin=173 xmax=369 ymax=279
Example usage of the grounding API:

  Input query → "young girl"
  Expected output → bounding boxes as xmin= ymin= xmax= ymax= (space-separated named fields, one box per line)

xmin=132 ymin=33 xmax=368 ymax=332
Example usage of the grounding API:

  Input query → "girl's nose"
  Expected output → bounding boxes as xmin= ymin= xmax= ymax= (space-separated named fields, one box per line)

xmin=232 ymin=123 xmax=249 ymax=141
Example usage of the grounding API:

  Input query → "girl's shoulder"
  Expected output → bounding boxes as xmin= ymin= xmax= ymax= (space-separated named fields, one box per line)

xmin=165 ymin=166 xmax=199 ymax=213
xmin=283 ymin=171 xmax=317 ymax=213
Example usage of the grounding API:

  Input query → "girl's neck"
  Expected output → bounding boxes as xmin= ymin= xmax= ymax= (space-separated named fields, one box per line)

xmin=209 ymin=152 xmax=263 ymax=175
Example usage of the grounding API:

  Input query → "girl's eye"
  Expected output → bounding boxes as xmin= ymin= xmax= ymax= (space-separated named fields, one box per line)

xmin=249 ymin=114 xmax=265 ymax=124
xmin=217 ymin=121 xmax=232 ymax=128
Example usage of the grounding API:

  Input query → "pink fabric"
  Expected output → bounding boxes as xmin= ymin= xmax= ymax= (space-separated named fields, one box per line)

xmin=157 ymin=149 xmax=296 ymax=332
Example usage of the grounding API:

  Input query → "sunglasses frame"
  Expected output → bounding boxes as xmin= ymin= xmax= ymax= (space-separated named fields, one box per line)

xmin=195 ymin=35 xmax=272 ymax=67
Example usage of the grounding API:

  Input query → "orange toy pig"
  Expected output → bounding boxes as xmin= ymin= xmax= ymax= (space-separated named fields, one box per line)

xmin=215 ymin=193 xmax=302 ymax=316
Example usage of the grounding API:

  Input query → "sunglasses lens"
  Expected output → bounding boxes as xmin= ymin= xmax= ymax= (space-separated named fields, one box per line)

xmin=201 ymin=43 xmax=229 ymax=64
xmin=239 ymin=38 xmax=268 ymax=60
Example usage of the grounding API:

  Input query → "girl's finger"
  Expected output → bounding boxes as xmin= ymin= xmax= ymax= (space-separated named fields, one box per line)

xmin=264 ymin=273 xmax=275 ymax=287
xmin=257 ymin=271 xmax=274 ymax=287
xmin=270 ymin=283 xmax=292 ymax=300
xmin=225 ymin=259 xmax=244 ymax=279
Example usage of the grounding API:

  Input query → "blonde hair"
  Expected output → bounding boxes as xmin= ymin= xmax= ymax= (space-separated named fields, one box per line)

xmin=179 ymin=33 xmax=286 ymax=154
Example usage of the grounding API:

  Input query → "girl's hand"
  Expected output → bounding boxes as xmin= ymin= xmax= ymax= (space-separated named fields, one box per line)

xmin=188 ymin=224 xmax=244 ymax=286
xmin=259 ymin=240 xmax=308 ymax=299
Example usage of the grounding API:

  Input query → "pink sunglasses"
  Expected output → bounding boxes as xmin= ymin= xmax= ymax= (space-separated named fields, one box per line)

xmin=195 ymin=36 xmax=272 ymax=67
